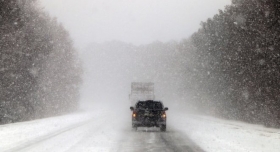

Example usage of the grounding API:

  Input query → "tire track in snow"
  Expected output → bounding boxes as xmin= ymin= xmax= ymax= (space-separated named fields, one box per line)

xmin=160 ymin=130 xmax=205 ymax=152
xmin=116 ymin=127 xmax=205 ymax=152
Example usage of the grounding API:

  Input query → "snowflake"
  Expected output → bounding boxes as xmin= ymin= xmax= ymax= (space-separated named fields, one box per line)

xmin=29 ymin=67 xmax=39 ymax=77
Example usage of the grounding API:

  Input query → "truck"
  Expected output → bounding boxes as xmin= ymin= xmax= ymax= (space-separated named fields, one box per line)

xmin=129 ymin=82 xmax=155 ymax=106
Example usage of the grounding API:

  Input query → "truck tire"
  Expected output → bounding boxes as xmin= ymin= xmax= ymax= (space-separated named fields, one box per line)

xmin=132 ymin=124 xmax=137 ymax=131
xmin=160 ymin=125 xmax=166 ymax=132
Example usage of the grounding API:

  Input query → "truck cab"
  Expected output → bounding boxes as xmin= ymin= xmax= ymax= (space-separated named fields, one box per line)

xmin=130 ymin=100 xmax=168 ymax=131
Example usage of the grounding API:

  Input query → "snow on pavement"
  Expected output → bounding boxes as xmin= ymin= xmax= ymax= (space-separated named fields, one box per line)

xmin=169 ymin=112 xmax=280 ymax=152
xmin=0 ymin=110 xmax=107 ymax=151
xmin=0 ymin=106 xmax=130 ymax=152
xmin=1 ymin=107 xmax=280 ymax=152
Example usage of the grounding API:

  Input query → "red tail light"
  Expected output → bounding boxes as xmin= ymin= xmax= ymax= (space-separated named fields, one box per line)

xmin=132 ymin=112 xmax=136 ymax=118
xmin=161 ymin=111 xmax=166 ymax=118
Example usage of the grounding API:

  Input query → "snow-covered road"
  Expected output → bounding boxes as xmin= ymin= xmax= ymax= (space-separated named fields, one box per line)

xmin=116 ymin=127 xmax=203 ymax=152
xmin=1 ymin=107 xmax=280 ymax=152
xmin=1 ymin=108 xmax=202 ymax=152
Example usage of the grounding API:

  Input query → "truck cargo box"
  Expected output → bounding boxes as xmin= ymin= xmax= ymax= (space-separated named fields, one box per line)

xmin=129 ymin=82 xmax=155 ymax=106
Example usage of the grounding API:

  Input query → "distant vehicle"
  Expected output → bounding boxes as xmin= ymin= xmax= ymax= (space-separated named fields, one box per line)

xmin=129 ymin=82 xmax=155 ymax=106
xmin=130 ymin=100 xmax=168 ymax=131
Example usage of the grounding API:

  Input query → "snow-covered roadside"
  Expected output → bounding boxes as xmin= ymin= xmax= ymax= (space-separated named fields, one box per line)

xmin=0 ymin=110 xmax=106 ymax=151
xmin=169 ymin=112 xmax=280 ymax=152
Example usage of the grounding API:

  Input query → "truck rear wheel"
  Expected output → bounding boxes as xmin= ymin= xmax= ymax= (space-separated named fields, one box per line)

xmin=160 ymin=125 xmax=166 ymax=132
xmin=132 ymin=124 xmax=137 ymax=131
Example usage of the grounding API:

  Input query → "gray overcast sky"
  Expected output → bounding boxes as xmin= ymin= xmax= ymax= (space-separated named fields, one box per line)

xmin=39 ymin=0 xmax=231 ymax=48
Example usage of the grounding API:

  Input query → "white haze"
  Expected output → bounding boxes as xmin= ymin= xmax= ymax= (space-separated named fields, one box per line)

xmin=39 ymin=0 xmax=231 ymax=48
xmin=79 ymin=42 xmax=192 ymax=110
xmin=38 ymin=0 xmax=231 ymax=111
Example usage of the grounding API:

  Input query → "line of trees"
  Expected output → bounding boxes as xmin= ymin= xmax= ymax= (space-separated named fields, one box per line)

xmin=181 ymin=0 xmax=280 ymax=127
xmin=0 ymin=0 xmax=82 ymax=124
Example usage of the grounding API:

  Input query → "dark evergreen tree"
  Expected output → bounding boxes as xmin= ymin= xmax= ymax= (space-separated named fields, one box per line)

xmin=0 ymin=0 xmax=82 ymax=124
xmin=187 ymin=0 xmax=280 ymax=126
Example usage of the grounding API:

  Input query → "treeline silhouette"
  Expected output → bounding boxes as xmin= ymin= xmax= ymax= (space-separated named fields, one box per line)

xmin=183 ymin=0 xmax=280 ymax=127
xmin=0 ymin=0 xmax=82 ymax=124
